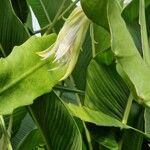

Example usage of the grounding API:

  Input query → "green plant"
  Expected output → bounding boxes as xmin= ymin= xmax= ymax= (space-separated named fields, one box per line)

xmin=0 ymin=0 xmax=150 ymax=149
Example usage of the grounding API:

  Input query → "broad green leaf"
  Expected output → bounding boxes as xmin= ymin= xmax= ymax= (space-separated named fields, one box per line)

xmin=84 ymin=53 xmax=129 ymax=120
xmin=0 ymin=0 xmax=29 ymax=56
xmin=89 ymin=126 xmax=118 ymax=150
xmin=4 ymin=107 xmax=27 ymax=137
xmin=81 ymin=0 xmax=109 ymax=29
xmin=108 ymin=0 xmax=150 ymax=107
xmin=11 ymin=0 xmax=29 ymax=24
xmin=27 ymin=0 xmax=74 ymax=32
xmin=0 ymin=34 xmax=66 ymax=115
xmin=29 ymin=92 xmax=82 ymax=150
xmin=67 ymin=102 xmax=150 ymax=139
xmin=67 ymin=104 xmax=126 ymax=128
xmin=17 ymin=129 xmax=44 ymax=150
xmin=75 ymin=51 xmax=150 ymax=141
xmin=11 ymin=113 xmax=35 ymax=149
xmin=125 ymin=21 xmax=142 ymax=55
xmin=122 ymin=0 xmax=150 ymax=23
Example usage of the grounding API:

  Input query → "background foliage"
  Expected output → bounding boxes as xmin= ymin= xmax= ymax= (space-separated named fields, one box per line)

xmin=0 ymin=0 xmax=150 ymax=150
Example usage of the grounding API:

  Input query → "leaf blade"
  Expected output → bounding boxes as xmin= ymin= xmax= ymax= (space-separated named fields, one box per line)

xmin=108 ymin=0 xmax=150 ymax=107
xmin=0 ymin=34 xmax=65 ymax=114
xmin=29 ymin=92 xmax=82 ymax=150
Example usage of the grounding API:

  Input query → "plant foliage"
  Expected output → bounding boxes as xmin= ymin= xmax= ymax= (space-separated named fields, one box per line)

xmin=0 ymin=0 xmax=150 ymax=149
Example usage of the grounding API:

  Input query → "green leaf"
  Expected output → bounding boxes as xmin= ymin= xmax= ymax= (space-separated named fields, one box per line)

xmin=144 ymin=108 xmax=150 ymax=136
xmin=122 ymin=0 xmax=150 ymax=23
xmin=27 ymin=0 xmax=74 ymax=32
xmin=146 ymin=5 xmax=150 ymax=36
xmin=66 ymin=102 xmax=150 ymax=139
xmin=121 ymin=102 xmax=144 ymax=150
xmin=71 ymin=51 xmax=150 ymax=140
xmin=11 ymin=113 xmax=35 ymax=149
xmin=4 ymin=107 xmax=27 ymax=137
xmin=11 ymin=0 xmax=29 ymax=24
xmin=29 ymin=92 xmax=82 ymax=150
xmin=92 ymin=24 xmax=111 ymax=54
xmin=108 ymin=0 xmax=150 ymax=107
xmin=17 ymin=129 xmax=44 ymax=150
xmin=81 ymin=0 xmax=109 ymax=29
xmin=67 ymin=104 xmax=126 ymax=128
xmin=0 ymin=34 xmax=66 ymax=115
xmin=0 ymin=0 xmax=29 ymax=56
xmin=89 ymin=127 xmax=118 ymax=150
xmin=124 ymin=21 xmax=142 ymax=55
xmin=84 ymin=53 xmax=129 ymax=121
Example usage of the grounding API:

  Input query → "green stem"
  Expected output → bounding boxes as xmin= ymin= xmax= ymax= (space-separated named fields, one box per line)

xmin=34 ymin=0 xmax=79 ymax=34
xmin=57 ymin=0 xmax=79 ymax=20
xmin=0 ymin=43 xmax=12 ymax=150
xmin=90 ymin=23 xmax=96 ymax=58
xmin=83 ymin=123 xmax=93 ymax=150
xmin=0 ymin=115 xmax=12 ymax=150
xmin=69 ymin=76 xmax=93 ymax=150
xmin=33 ymin=25 xmax=49 ymax=34
xmin=118 ymin=93 xmax=133 ymax=150
xmin=139 ymin=0 xmax=150 ymax=66
xmin=7 ymin=115 xmax=13 ymax=138
xmin=122 ymin=93 xmax=133 ymax=124
xmin=53 ymin=85 xmax=85 ymax=95
xmin=45 ymin=0 xmax=67 ymax=35
xmin=0 ymin=44 xmax=6 ymax=57
xmin=39 ymin=0 xmax=55 ymax=33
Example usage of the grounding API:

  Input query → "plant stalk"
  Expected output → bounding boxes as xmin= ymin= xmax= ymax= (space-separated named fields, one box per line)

xmin=0 ymin=43 xmax=6 ymax=57
xmin=0 ymin=115 xmax=13 ymax=150
xmin=69 ymin=76 xmax=93 ymax=150
xmin=118 ymin=93 xmax=133 ymax=150
xmin=122 ymin=93 xmax=133 ymax=124
xmin=0 ymin=43 xmax=12 ymax=150
xmin=45 ymin=0 xmax=67 ymax=35
xmin=90 ymin=23 xmax=96 ymax=58
xmin=53 ymin=85 xmax=85 ymax=95
xmin=139 ymin=0 xmax=150 ymax=66
xmin=34 ymin=0 xmax=79 ymax=34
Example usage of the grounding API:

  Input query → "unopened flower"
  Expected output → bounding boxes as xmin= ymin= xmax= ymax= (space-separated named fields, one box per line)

xmin=38 ymin=6 xmax=90 ymax=80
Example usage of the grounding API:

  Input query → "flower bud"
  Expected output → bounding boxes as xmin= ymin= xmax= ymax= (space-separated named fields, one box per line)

xmin=38 ymin=6 xmax=90 ymax=81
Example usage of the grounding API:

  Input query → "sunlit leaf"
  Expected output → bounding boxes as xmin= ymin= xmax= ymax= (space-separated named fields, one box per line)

xmin=0 ymin=34 xmax=66 ymax=114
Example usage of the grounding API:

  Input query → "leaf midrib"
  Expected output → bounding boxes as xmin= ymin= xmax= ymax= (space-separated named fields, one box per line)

xmin=0 ymin=60 xmax=48 ymax=94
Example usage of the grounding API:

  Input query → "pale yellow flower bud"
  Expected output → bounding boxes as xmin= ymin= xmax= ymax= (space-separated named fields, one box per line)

xmin=38 ymin=6 xmax=90 ymax=81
